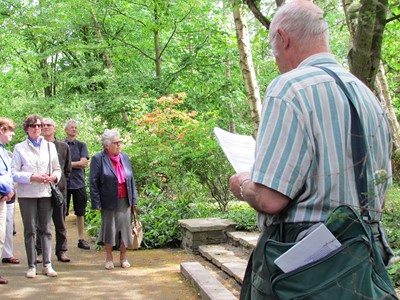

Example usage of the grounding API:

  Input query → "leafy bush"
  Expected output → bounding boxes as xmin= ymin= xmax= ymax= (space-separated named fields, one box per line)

xmin=137 ymin=193 xmax=257 ymax=248
xmin=384 ymin=186 xmax=400 ymax=287
xmin=86 ymin=209 xmax=102 ymax=239
xmin=383 ymin=187 xmax=400 ymax=250
xmin=139 ymin=192 xmax=192 ymax=248
xmin=175 ymin=116 xmax=236 ymax=211
xmin=224 ymin=201 xmax=258 ymax=231
xmin=125 ymin=92 xmax=235 ymax=211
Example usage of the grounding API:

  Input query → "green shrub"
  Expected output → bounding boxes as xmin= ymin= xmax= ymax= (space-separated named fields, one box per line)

xmin=224 ymin=201 xmax=258 ymax=231
xmin=124 ymin=93 xmax=235 ymax=212
xmin=383 ymin=188 xmax=400 ymax=250
xmin=85 ymin=208 xmax=102 ymax=239
xmin=384 ymin=185 xmax=400 ymax=287
xmin=139 ymin=195 xmax=192 ymax=248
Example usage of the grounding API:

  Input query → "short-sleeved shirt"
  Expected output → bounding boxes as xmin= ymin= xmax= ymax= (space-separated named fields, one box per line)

xmin=64 ymin=139 xmax=89 ymax=190
xmin=252 ymin=53 xmax=392 ymax=229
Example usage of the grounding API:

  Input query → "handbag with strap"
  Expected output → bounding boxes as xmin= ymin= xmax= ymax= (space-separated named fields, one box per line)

xmin=248 ymin=66 xmax=398 ymax=300
xmin=47 ymin=143 xmax=64 ymax=208
xmin=128 ymin=206 xmax=143 ymax=250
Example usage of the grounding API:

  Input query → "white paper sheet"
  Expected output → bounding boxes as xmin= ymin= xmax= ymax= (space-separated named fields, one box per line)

xmin=213 ymin=127 xmax=256 ymax=173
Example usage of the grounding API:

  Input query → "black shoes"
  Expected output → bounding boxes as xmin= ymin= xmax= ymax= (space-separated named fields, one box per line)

xmin=57 ymin=252 xmax=71 ymax=262
xmin=2 ymin=257 xmax=20 ymax=264
xmin=78 ymin=239 xmax=90 ymax=250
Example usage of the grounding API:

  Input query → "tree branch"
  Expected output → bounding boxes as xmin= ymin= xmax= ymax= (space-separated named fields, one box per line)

xmin=386 ymin=13 xmax=400 ymax=23
xmin=246 ymin=0 xmax=270 ymax=29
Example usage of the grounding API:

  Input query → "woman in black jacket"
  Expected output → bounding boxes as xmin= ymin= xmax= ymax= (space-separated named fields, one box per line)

xmin=89 ymin=129 xmax=138 ymax=270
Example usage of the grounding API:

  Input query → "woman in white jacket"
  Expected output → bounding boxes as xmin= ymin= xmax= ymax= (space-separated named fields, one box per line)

xmin=12 ymin=115 xmax=61 ymax=279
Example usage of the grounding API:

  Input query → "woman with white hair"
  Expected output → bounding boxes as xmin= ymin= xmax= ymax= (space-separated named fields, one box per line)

xmin=89 ymin=129 xmax=138 ymax=270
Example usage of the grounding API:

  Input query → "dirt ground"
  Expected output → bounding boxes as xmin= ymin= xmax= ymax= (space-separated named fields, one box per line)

xmin=0 ymin=203 xmax=201 ymax=300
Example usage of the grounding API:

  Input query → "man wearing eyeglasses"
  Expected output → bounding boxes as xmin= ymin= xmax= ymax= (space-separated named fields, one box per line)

xmin=36 ymin=118 xmax=72 ymax=262
xmin=64 ymin=120 xmax=90 ymax=250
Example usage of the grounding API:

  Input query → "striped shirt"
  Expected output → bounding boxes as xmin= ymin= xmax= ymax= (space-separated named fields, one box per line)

xmin=252 ymin=53 xmax=392 ymax=228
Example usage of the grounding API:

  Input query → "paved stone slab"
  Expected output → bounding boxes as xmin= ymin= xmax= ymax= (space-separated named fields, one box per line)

xmin=179 ymin=218 xmax=237 ymax=253
xmin=227 ymin=231 xmax=259 ymax=247
xmin=199 ymin=244 xmax=246 ymax=266
xmin=199 ymin=244 xmax=248 ymax=284
xmin=181 ymin=261 xmax=238 ymax=300
xmin=226 ymin=231 xmax=259 ymax=254
xmin=179 ymin=218 xmax=236 ymax=232
xmin=222 ymin=262 xmax=246 ymax=284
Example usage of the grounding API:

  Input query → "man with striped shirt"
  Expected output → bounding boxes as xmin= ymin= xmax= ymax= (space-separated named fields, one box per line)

xmin=229 ymin=1 xmax=393 ymax=299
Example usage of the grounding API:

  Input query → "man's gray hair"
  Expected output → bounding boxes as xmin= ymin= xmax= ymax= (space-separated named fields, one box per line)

xmin=101 ymin=129 xmax=120 ymax=148
xmin=64 ymin=119 xmax=77 ymax=130
xmin=269 ymin=1 xmax=329 ymax=53
xmin=43 ymin=117 xmax=57 ymax=128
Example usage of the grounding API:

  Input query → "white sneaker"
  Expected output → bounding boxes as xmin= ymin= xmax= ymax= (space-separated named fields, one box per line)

xmin=26 ymin=267 xmax=36 ymax=278
xmin=42 ymin=265 xmax=57 ymax=277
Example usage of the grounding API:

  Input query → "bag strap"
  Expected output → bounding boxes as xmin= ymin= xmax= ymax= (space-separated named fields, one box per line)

xmin=132 ymin=205 xmax=139 ymax=223
xmin=47 ymin=142 xmax=52 ymax=175
xmin=315 ymin=66 xmax=370 ymax=221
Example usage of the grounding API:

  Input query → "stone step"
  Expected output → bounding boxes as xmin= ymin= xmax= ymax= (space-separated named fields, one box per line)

xmin=178 ymin=219 xmax=260 ymax=297
xmin=179 ymin=217 xmax=237 ymax=253
xmin=226 ymin=231 xmax=259 ymax=256
xmin=181 ymin=261 xmax=238 ymax=300
xmin=199 ymin=243 xmax=248 ymax=284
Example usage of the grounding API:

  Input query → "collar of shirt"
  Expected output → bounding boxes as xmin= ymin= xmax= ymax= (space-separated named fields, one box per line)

xmin=65 ymin=139 xmax=76 ymax=145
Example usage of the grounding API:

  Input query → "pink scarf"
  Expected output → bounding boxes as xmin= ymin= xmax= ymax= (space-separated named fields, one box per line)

xmin=106 ymin=150 xmax=126 ymax=184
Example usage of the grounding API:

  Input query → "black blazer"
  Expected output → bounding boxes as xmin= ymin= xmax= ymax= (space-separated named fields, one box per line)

xmin=89 ymin=150 xmax=137 ymax=210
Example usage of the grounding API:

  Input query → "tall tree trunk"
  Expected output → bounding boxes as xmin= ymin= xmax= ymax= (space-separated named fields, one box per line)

xmin=376 ymin=63 xmax=400 ymax=149
xmin=343 ymin=0 xmax=400 ymax=180
xmin=154 ymin=29 xmax=162 ymax=78
xmin=40 ymin=45 xmax=52 ymax=97
xmin=37 ymin=0 xmax=52 ymax=97
xmin=231 ymin=0 xmax=261 ymax=137
xmin=52 ymin=54 xmax=58 ymax=96
xmin=225 ymin=59 xmax=236 ymax=133
xmin=344 ymin=0 xmax=387 ymax=90
xmin=90 ymin=11 xmax=113 ymax=70
xmin=375 ymin=63 xmax=400 ymax=182
xmin=153 ymin=3 xmax=162 ymax=79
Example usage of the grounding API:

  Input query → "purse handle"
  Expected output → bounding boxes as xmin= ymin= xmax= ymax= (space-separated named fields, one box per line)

xmin=47 ymin=142 xmax=58 ymax=188
xmin=47 ymin=142 xmax=52 ymax=176
xmin=315 ymin=66 xmax=370 ymax=221
xmin=132 ymin=205 xmax=139 ymax=222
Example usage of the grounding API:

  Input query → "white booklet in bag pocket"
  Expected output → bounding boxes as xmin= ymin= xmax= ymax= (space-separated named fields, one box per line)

xmin=274 ymin=223 xmax=342 ymax=273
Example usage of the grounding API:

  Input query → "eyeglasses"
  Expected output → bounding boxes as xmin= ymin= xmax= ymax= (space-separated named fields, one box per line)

xmin=43 ymin=124 xmax=53 ymax=127
xmin=111 ymin=141 xmax=122 ymax=146
xmin=28 ymin=124 xmax=43 ymax=128
xmin=1 ymin=127 xmax=15 ymax=133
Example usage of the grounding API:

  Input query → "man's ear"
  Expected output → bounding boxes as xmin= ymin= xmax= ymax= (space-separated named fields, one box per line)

xmin=277 ymin=28 xmax=290 ymax=50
